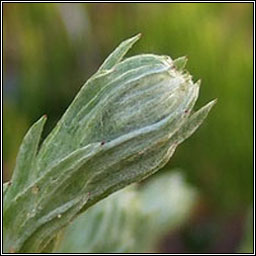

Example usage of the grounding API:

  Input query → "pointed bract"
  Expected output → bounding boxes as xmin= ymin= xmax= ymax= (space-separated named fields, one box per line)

xmin=173 ymin=56 xmax=188 ymax=71
xmin=99 ymin=33 xmax=141 ymax=71
xmin=4 ymin=115 xmax=47 ymax=204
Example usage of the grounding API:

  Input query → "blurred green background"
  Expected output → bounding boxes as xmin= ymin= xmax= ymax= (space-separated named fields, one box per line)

xmin=3 ymin=3 xmax=253 ymax=253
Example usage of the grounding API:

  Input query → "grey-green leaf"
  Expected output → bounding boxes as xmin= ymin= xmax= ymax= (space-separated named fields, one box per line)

xmin=4 ymin=115 xmax=46 ymax=203
xmin=56 ymin=171 xmax=197 ymax=253
xmin=3 ymin=143 xmax=100 ymax=253
xmin=99 ymin=33 xmax=141 ymax=71
xmin=174 ymin=99 xmax=217 ymax=144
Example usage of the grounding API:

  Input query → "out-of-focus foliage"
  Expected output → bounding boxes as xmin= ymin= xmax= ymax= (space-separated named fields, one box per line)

xmin=3 ymin=3 xmax=253 ymax=253
xmin=238 ymin=207 xmax=253 ymax=253
xmin=56 ymin=171 xmax=197 ymax=253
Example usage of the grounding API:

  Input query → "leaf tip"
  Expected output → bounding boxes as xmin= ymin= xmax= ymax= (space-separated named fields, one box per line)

xmin=136 ymin=32 xmax=142 ymax=39
xmin=208 ymin=98 xmax=218 ymax=108
xmin=195 ymin=79 xmax=202 ymax=87
xmin=173 ymin=56 xmax=188 ymax=70
xmin=128 ymin=33 xmax=142 ymax=44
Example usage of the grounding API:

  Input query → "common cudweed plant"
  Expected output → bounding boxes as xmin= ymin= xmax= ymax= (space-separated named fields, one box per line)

xmin=3 ymin=34 xmax=216 ymax=253
xmin=56 ymin=171 xmax=197 ymax=253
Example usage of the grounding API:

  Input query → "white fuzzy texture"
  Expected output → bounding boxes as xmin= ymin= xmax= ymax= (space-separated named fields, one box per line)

xmin=3 ymin=34 xmax=216 ymax=253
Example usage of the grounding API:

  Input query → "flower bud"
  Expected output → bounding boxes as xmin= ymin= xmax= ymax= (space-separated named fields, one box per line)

xmin=4 ymin=34 xmax=216 ymax=253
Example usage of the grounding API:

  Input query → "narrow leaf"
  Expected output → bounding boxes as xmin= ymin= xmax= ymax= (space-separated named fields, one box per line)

xmin=4 ymin=115 xmax=46 ymax=202
xmin=174 ymin=99 xmax=217 ymax=144
xmin=99 ymin=33 xmax=141 ymax=71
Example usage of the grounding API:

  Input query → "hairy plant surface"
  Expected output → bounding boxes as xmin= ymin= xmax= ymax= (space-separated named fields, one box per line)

xmin=3 ymin=34 xmax=216 ymax=253
xmin=56 ymin=171 xmax=197 ymax=253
